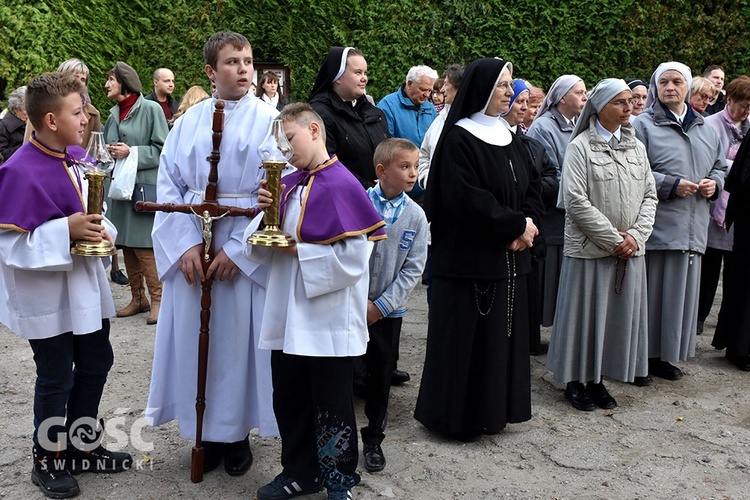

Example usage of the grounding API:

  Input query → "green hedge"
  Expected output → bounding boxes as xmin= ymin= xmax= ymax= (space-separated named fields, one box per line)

xmin=2 ymin=0 xmax=748 ymax=112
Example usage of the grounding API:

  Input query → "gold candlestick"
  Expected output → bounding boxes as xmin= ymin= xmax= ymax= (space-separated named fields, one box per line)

xmin=71 ymin=131 xmax=117 ymax=256
xmin=247 ymin=119 xmax=296 ymax=248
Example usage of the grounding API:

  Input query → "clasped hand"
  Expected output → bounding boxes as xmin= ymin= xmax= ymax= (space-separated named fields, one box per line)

xmin=507 ymin=217 xmax=539 ymax=251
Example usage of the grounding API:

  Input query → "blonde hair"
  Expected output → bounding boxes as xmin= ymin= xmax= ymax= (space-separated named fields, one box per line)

xmin=172 ymin=85 xmax=209 ymax=121
xmin=278 ymin=102 xmax=327 ymax=143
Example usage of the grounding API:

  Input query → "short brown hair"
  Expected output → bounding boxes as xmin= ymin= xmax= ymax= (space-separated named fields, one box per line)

xmin=203 ymin=31 xmax=251 ymax=69
xmin=278 ymin=102 xmax=326 ymax=142
xmin=726 ymin=76 xmax=750 ymax=102
xmin=26 ymin=72 xmax=85 ymax=131
xmin=373 ymin=138 xmax=418 ymax=170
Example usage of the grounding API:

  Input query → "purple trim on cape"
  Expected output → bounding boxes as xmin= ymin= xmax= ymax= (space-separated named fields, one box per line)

xmin=0 ymin=138 xmax=86 ymax=232
xmin=279 ymin=156 xmax=386 ymax=244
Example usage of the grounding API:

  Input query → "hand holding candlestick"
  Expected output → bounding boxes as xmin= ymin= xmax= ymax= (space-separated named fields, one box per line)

xmin=247 ymin=119 xmax=296 ymax=248
xmin=71 ymin=131 xmax=116 ymax=256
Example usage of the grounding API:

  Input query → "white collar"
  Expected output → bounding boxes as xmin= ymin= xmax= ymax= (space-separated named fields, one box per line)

xmin=595 ymin=120 xmax=621 ymax=142
xmin=456 ymin=112 xmax=512 ymax=146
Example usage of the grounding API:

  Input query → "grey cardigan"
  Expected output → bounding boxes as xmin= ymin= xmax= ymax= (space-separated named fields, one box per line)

xmin=368 ymin=200 xmax=428 ymax=318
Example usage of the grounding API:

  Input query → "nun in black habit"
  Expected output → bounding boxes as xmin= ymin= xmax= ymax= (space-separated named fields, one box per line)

xmin=414 ymin=58 xmax=544 ymax=439
xmin=713 ymin=132 xmax=750 ymax=371
xmin=308 ymin=46 xmax=390 ymax=189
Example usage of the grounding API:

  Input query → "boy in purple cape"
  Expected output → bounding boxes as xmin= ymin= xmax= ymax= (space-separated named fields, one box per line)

xmin=0 ymin=72 xmax=131 ymax=498
xmin=244 ymin=102 xmax=385 ymax=500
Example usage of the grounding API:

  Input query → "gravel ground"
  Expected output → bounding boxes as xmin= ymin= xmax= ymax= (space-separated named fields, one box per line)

xmin=1 ymin=265 xmax=748 ymax=499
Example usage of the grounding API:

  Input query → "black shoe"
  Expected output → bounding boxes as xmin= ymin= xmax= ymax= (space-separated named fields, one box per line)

xmin=631 ymin=375 xmax=653 ymax=387
xmin=224 ymin=435 xmax=253 ymax=476
xmin=649 ymin=359 xmax=683 ymax=380
xmin=68 ymin=445 xmax=132 ymax=475
xmin=257 ymin=473 xmax=323 ymax=500
xmin=586 ymin=381 xmax=618 ymax=409
xmin=564 ymin=381 xmax=596 ymax=411
xmin=697 ymin=320 xmax=704 ymax=335
xmin=727 ymin=354 xmax=750 ymax=371
xmin=31 ymin=446 xmax=80 ymax=499
xmin=202 ymin=441 xmax=224 ymax=473
xmin=363 ymin=443 xmax=386 ymax=472
xmin=391 ymin=369 xmax=410 ymax=386
xmin=110 ymin=269 xmax=128 ymax=285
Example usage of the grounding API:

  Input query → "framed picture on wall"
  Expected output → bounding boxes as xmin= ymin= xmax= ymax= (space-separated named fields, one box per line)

xmin=254 ymin=63 xmax=290 ymax=99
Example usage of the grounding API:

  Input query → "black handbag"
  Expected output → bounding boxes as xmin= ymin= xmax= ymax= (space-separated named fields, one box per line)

xmin=132 ymin=183 xmax=157 ymax=210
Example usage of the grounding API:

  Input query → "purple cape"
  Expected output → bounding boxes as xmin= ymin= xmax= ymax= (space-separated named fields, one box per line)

xmin=279 ymin=156 xmax=386 ymax=244
xmin=0 ymin=137 xmax=86 ymax=232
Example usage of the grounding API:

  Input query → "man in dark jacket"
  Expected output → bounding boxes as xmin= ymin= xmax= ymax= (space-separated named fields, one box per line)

xmin=145 ymin=68 xmax=179 ymax=121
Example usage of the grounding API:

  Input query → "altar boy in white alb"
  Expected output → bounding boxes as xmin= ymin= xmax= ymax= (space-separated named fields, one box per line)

xmin=244 ymin=103 xmax=386 ymax=500
xmin=147 ymin=31 xmax=278 ymax=476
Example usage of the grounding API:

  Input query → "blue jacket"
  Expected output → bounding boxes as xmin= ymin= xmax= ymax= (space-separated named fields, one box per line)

xmin=377 ymin=85 xmax=437 ymax=146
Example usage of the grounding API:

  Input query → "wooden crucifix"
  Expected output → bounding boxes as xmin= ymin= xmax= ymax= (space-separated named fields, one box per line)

xmin=135 ymin=100 xmax=257 ymax=483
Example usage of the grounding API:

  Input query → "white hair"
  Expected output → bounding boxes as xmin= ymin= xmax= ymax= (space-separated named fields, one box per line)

xmin=406 ymin=65 xmax=438 ymax=85
xmin=8 ymin=86 xmax=27 ymax=112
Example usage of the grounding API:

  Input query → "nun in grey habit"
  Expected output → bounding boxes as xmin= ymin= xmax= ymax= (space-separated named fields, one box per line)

xmin=546 ymin=79 xmax=658 ymax=411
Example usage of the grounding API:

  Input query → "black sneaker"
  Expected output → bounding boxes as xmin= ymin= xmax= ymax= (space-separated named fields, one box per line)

xmin=327 ymin=489 xmax=353 ymax=500
xmin=31 ymin=446 xmax=80 ymax=499
xmin=68 ymin=445 xmax=132 ymax=475
xmin=257 ymin=473 xmax=324 ymax=500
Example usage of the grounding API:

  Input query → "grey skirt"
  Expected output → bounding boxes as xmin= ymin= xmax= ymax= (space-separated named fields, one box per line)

xmin=546 ymin=255 xmax=649 ymax=383
xmin=645 ymin=250 xmax=701 ymax=361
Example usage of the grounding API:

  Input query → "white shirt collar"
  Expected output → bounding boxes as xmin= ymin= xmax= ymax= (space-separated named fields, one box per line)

xmin=456 ymin=112 xmax=512 ymax=146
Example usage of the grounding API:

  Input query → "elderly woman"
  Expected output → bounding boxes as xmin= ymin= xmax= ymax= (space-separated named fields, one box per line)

xmin=0 ymin=86 xmax=27 ymax=163
xmin=633 ymin=62 xmax=726 ymax=380
xmin=625 ymin=78 xmax=648 ymax=117
xmin=103 ymin=61 xmax=169 ymax=324
xmin=309 ymin=47 xmax=389 ymax=189
xmin=417 ymin=64 xmax=464 ymax=190
xmin=546 ymin=80 xmax=657 ymax=410
xmin=414 ymin=57 xmax=543 ymax=440
xmin=523 ymin=83 xmax=546 ymax=130
xmin=704 ymin=76 xmax=750 ymax=354
xmin=255 ymin=71 xmax=288 ymax=111
xmin=689 ymin=76 xmax=719 ymax=116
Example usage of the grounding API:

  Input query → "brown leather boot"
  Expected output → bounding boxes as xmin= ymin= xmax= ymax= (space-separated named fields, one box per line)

xmin=116 ymin=247 xmax=150 ymax=317
xmin=138 ymin=248 xmax=162 ymax=325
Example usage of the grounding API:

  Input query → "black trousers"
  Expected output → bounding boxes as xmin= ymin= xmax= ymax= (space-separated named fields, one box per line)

xmin=28 ymin=320 xmax=113 ymax=450
xmin=271 ymin=351 xmax=360 ymax=492
xmin=361 ymin=317 xmax=402 ymax=445
xmin=698 ymin=247 xmax=732 ymax=322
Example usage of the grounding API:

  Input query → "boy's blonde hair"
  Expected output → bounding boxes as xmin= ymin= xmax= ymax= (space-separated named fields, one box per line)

xmin=26 ymin=72 xmax=85 ymax=131
xmin=278 ymin=102 xmax=326 ymax=143
xmin=373 ymin=137 xmax=417 ymax=170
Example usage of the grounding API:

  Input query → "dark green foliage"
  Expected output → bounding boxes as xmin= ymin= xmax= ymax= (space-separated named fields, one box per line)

xmin=1 ymin=0 xmax=748 ymax=109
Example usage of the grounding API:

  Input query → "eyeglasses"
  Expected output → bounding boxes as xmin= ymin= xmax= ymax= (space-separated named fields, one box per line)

xmin=696 ymin=93 xmax=713 ymax=102
xmin=497 ymin=79 xmax=515 ymax=91
xmin=609 ymin=98 xmax=637 ymax=108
